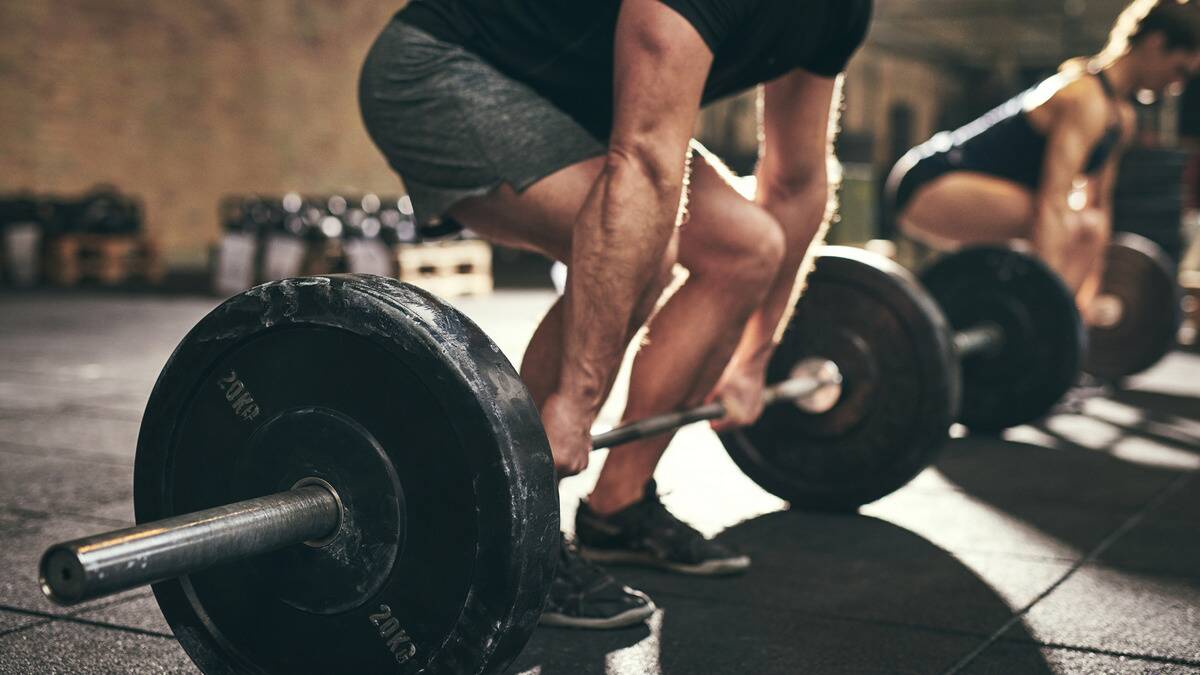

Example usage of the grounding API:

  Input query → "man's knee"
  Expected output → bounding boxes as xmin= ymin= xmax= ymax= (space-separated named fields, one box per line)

xmin=689 ymin=205 xmax=785 ymax=290
xmin=731 ymin=210 xmax=786 ymax=289
xmin=752 ymin=217 xmax=788 ymax=280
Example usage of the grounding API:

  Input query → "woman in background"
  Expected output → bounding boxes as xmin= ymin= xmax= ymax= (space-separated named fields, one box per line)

xmin=888 ymin=0 xmax=1200 ymax=316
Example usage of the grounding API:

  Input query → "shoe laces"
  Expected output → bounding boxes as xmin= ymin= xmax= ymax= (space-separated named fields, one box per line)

xmin=638 ymin=492 xmax=705 ymax=542
xmin=559 ymin=536 xmax=614 ymax=590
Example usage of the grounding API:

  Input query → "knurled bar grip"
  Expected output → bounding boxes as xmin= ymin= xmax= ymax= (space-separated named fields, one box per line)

xmin=590 ymin=361 xmax=842 ymax=450
xmin=40 ymin=485 xmax=340 ymax=606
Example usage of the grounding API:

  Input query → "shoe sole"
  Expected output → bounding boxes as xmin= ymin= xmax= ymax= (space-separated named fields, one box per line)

xmin=578 ymin=547 xmax=751 ymax=576
xmin=538 ymin=601 xmax=657 ymax=630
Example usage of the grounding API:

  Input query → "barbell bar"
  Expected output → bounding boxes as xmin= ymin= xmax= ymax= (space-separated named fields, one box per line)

xmin=952 ymin=323 xmax=1005 ymax=358
xmin=591 ymin=357 xmax=843 ymax=449
xmin=598 ymin=314 xmax=1008 ymax=454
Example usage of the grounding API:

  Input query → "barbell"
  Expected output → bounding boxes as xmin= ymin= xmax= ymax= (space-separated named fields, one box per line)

xmin=42 ymin=369 xmax=844 ymax=605
xmin=36 ymin=246 xmax=1082 ymax=673
xmin=919 ymin=246 xmax=1086 ymax=432
xmin=719 ymin=246 xmax=1084 ymax=510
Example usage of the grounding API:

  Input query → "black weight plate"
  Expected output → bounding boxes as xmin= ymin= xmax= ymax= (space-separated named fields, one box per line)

xmin=235 ymin=407 xmax=405 ymax=615
xmin=921 ymin=248 xmax=1085 ymax=433
xmin=719 ymin=247 xmax=957 ymax=511
xmin=1085 ymin=233 xmax=1181 ymax=380
xmin=1114 ymin=204 xmax=1185 ymax=220
xmin=134 ymin=276 xmax=558 ymax=674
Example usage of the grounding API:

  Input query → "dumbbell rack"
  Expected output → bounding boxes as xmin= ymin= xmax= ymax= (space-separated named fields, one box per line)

xmin=214 ymin=193 xmax=493 ymax=298
xmin=1 ymin=186 xmax=163 ymax=288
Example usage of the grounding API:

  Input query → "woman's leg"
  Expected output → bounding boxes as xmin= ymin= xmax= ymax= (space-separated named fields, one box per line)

xmin=897 ymin=171 xmax=1037 ymax=248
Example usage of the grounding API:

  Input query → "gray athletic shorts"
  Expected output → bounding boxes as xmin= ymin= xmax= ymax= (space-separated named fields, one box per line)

xmin=359 ymin=20 xmax=606 ymax=226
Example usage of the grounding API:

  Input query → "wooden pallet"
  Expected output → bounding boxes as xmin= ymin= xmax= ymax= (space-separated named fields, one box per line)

xmin=1181 ymin=271 xmax=1200 ymax=349
xmin=45 ymin=234 xmax=164 ymax=287
xmin=396 ymin=240 xmax=492 ymax=298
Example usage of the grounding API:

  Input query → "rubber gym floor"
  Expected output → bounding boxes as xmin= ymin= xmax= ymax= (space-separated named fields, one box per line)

xmin=0 ymin=288 xmax=1196 ymax=675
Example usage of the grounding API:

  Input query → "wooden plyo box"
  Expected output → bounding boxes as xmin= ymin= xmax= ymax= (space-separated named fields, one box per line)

xmin=1180 ymin=271 xmax=1200 ymax=349
xmin=396 ymin=240 xmax=493 ymax=298
xmin=45 ymin=234 xmax=164 ymax=286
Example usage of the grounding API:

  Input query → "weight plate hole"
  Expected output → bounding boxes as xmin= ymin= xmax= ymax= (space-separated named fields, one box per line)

xmin=291 ymin=477 xmax=344 ymax=548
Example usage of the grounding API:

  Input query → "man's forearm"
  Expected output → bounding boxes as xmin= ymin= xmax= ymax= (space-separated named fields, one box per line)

xmin=729 ymin=182 xmax=832 ymax=371
xmin=557 ymin=154 xmax=683 ymax=415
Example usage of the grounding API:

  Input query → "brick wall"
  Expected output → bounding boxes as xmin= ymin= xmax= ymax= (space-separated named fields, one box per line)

xmin=0 ymin=1 xmax=404 ymax=265
xmin=0 ymin=2 xmax=967 ymax=265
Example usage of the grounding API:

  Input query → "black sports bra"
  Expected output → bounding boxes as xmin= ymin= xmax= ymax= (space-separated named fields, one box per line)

xmin=899 ymin=70 xmax=1124 ymax=193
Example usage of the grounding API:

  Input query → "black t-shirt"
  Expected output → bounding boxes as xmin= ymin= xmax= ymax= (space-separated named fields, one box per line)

xmin=400 ymin=0 xmax=872 ymax=139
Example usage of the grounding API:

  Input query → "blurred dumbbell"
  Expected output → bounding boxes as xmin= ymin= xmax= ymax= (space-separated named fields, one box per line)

xmin=76 ymin=185 xmax=140 ymax=235
xmin=242 ymin=195 xmax=285 ymax=235
xmin=378 ymin=195 xmax=418 ymax=246
xmin=0 ymin=193 xmax=41 ymax=226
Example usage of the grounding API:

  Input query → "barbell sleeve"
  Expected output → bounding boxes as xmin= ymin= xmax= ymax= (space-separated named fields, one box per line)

xmin=953 ymin=323 xmax=1006 ymax=359
xmin=591 ymin=359 xmax=842 ymax=450
xmin=40 ymin=484 xmax=341 ymax=606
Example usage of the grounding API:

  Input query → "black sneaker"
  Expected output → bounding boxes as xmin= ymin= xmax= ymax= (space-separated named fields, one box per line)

xmin=576 ymin=480 xmax=751 ymax=576
xmin=539 ymin=536 xmax=656 ymax=629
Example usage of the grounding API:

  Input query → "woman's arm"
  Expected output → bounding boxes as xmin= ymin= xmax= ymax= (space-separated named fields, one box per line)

xmin=1077 ymin=103 xmax=1137 ymax=309
xmin=1033 ymin=80 xmax=1111 ymax=285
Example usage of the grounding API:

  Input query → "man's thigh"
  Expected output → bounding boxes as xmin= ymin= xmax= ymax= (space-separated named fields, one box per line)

xmin=449 ymin=142 xmax=772 ymax=265
xmin=448 ymin=156 xmax=606 ymax=262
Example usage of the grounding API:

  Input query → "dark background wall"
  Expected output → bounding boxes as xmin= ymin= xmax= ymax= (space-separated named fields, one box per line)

xmin=0 ymin=1 xmax=404 ymax=265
